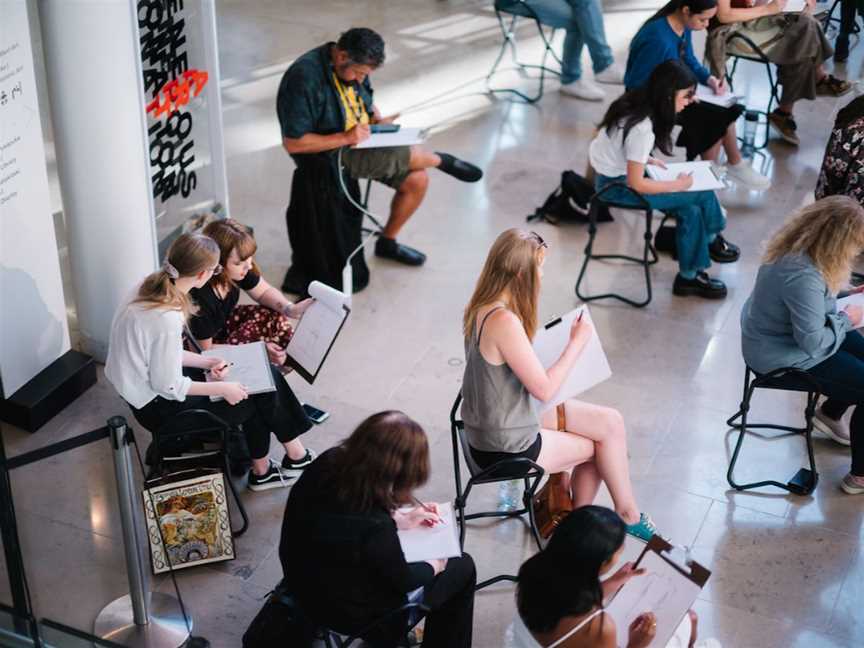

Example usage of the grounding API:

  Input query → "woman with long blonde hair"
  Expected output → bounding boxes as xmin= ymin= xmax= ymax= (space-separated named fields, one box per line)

xmin=741 ymin=195 xmax=864 ymax=493
xmin=105 ymin=233 xmax=310 ymax=492
xmin=461 ymin=228 xmax=655 ymax=540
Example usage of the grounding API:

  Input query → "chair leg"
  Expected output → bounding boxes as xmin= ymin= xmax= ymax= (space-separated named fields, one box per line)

xmin=223 ymin=454 xmax=249 ymax=537
xmin=574 ymin=221 xmax=598 ymax=303
xmin=523 ymin=475 xmax=543 ymax=551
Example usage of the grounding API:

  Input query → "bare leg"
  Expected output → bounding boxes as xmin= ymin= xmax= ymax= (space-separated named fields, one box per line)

xmin=251 ymin=456 xmax=270 ymax=476
xmin=282 ymin=438 xmax=306 ymax=461
xmin=383 ymin=170 xmax=429 ymax=239
xmin=721 ymin=124 xmax=743 ymax=166
xmin=570 ymin=462 xmax=602 ymax=508
xmin=778 ymin=101 xmax=794 ymax=114
xmin=538 ymin=400 xmax=640 ymax=524
xmin=409 ymin=145 xmax=441 ymax=170
xmin=700 ymin=139 xmax=723 ymax=163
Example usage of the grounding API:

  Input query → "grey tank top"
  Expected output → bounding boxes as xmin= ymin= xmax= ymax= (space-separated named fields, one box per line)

xmin=461 ymin=307 xmax=540 ymax=453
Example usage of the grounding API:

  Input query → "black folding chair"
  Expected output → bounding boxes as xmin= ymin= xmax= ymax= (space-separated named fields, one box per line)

xmin=487 ymin=0 xmax=562 ymax=103
xmin=723 ymin=31 xmax=780 ymax=151
xmin=726 ymin=366 xmax=821 ymax=496
xmin=143 ymin=409 xmax=250 ymax=536
xmin=321 ymin=601 xmax=429 ymax=648
xmin=450 ymin=392 xmax=544 ymax=590
xmin=575 ymin=182 xmax=673 ymax=308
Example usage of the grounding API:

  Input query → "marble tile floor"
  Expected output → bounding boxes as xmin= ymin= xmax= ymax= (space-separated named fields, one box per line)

xmin=5 ymin=1 xmax=864 ymax=646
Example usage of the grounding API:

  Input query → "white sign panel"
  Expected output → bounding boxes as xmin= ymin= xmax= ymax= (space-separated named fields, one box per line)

xmin=0 ymin=0 xmax=71 ymax=396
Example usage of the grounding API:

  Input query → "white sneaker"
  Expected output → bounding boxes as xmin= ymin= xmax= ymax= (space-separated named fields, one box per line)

xmin=726 ymin=161 xmax=771 ymax=190
xmin=560 ymin=78 xmax=605 ymax=101
xmin=594 ymin=62 xmax=625 ymax=85
xmin=813 ymin=406 xmax=852 ymax=446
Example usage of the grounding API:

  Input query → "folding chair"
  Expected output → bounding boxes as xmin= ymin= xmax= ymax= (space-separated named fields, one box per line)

xmin=726 ymin=366 xmax=821 ymax=496
xmin=723 ymin=31 xmax=780 ymax=150
xmin=487 ymin=0 xmax=562 ymax=103
xmin=450 ymin=392 xmax=544 ymax=589
xmin=575 ymin=182 xmax=673 ymax=308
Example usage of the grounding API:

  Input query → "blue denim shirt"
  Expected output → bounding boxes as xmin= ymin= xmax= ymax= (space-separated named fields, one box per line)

xmin=741 ymin=253 xmax=852 ymax=373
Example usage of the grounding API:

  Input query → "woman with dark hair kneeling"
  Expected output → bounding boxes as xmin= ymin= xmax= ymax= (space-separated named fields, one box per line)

xmin=279 ymin=411 xmax=476 ymax=647
xmin=506 ymin=506 xmax=719 ymax=648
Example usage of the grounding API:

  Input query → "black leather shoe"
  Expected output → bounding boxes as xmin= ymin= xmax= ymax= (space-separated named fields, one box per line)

xmin=375 ymin=237 xmax=427 ymax=266
xmin=709 ymin=235 xmax=740 ymax=263
xmin=435 ymin=152 xmax=483 ymax=183
xmin=673 ymin=272 xmax=727 ymax=299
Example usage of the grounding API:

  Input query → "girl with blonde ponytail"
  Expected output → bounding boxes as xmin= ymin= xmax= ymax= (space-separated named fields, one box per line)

xmin=106 ymin=233 xmax=314 ymax=492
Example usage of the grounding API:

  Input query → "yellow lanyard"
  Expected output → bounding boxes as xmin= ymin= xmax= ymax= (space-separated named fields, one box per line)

xmin=332 ymin=73 xmax=368 ymax=129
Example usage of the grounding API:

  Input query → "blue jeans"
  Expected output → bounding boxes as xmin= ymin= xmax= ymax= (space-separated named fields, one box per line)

xmin=807 ymin=331 xmax=864 ymax=475
xmin=522 ymin=0 xmax=614 ymax=83
xmin=595 ymin=175 xmax=726 ymax=277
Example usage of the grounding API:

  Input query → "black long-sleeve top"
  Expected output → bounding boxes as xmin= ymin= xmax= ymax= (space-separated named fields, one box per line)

xmin=279 ymin=448 xmax=434 ymax=633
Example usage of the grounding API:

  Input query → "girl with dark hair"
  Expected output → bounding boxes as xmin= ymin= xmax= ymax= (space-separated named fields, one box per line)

xmin=589 ymin=60 xmax=740 ymax=300
xmin=816 ymin=95 xmax=864 ymax=208
xmin=188 ymin=219 xmax=317 ymax=475
xmin=625 ymin=0 xmax=770 ymax=190
xmin=707 ymin=0 xmax=850 ymax=146
xmin=105 ymin=234 xmax=310 ymax=492
xmin=505 ymin=506 xmax=719 ymax=648
xmin=279 ymin=411 xmax=476 ymax=647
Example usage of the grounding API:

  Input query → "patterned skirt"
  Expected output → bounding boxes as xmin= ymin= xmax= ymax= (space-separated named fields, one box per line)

xmin=214 ymin=305 xmax=294 ymax=347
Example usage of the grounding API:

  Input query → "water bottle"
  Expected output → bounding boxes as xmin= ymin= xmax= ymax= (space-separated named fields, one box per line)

xmin=497 ymin=479 xmax=521 ymax=512
xmin=741 ymin=110 xmax=759 ymax=159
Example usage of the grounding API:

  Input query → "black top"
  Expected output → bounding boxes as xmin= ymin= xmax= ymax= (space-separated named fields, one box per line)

xmin=275 ymin=42 xmax=375 ymax=164
xmin=279 ymin=447 xmax=434 ymax=633
xmin=188 ymin=271 xmax=260 ymax=341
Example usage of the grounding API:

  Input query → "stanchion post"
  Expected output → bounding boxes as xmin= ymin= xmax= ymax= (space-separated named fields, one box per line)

xmin=107 ymin=416 xmax=150 ymax=624
xmin=94 ymin=416 xmax=190 ymax=648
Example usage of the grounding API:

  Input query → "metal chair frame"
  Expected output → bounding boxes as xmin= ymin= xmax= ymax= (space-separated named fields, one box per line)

xmin=726 ymin=367 xmax=821 ymax=496
xmin=450 ymin=392 xmax=544 ymax=590
xmin=575 ymin=182 xmax=673 ymax=309
xmin=148 ymin=408 xmax=250 ymax=536
xmin=724 ymin=31 xmax=780 ymax=151
xmin=487 ymin=0 xmax=562 ymax=103
xmin=321 ymin=602 xmax=429 ymax=648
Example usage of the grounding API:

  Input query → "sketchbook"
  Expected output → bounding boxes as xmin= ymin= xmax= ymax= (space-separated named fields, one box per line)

xmin=606 ymin=536 xmax=711 ymax=648
xmin=397 ymin=502 xmax=462 ymax=563
xmin=695 ymin=84 xmax=742 ymax=108
xmin=531 ymin=306 xmax=612 ymax=411
xmin=354 ymin=127 xmax=425 ymax=149
xmin=646 ymin=161 xmax=725 ymax=192
xmin=783 ymin=0 xmax=807 ymax=12
xmin=203 ymin=341 xmax=275 ymax=401
xmin=285 ymin=281 xmax=351 ymax=384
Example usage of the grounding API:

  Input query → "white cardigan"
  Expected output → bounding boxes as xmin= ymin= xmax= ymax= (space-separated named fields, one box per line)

xmin=105 ymin=299 xmax=192 ymax=409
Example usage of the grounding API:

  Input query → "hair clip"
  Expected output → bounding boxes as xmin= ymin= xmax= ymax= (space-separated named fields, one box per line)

xmin=162 ymin=261 xmax=180 ymax=279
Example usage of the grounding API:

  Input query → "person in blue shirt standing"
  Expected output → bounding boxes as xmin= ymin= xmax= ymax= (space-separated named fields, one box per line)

xmin=625 ymin=0 xmax=770 ymax=190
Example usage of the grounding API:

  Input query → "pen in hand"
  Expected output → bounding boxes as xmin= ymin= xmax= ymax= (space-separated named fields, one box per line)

xmin=206 ymin=362 xmax=234 ymax=375
xmin=412 ymin=496 xmax=442 ymax=525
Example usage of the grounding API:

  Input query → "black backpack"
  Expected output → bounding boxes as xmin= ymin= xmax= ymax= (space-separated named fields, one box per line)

xmin=527 ymin=170 xmax=613 ymax=225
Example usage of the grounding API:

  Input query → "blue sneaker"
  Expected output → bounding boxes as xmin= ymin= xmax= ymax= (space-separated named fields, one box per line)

xmin=626 ymin=513 xmax=656 ymax=542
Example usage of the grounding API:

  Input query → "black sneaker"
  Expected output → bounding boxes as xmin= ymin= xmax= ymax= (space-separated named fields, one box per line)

xmin=375 ymin=237 xmax=427 ymax=266
xmin=673 ymin=272 xmax=727 ymax=299
xmin=248 ymin=459 xmax=295 ymax=492
xmin=709 ymin=235 xmax=740 ymax=263
xmin=435 ymin=152 xmax=483 ymax=183
xmin=281 ymin=448 xmax=317 ymax=475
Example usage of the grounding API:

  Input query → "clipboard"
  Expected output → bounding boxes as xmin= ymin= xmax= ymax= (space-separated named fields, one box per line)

xmin=202 ymin=341 xmax=276 ymax=401
xmin=606 ymin=536 xmax=711 ymax=648
xmin=531 ymin=306 xmax=612 ymax=409
xmin=284 ymin=281 xmax=351 ymax=384
xmin=645 ymin=161 xmax=725 ymax=192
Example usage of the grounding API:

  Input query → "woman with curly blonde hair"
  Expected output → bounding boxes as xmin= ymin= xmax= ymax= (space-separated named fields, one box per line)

xmin=741 ymin=195 xmax=864 ymax=493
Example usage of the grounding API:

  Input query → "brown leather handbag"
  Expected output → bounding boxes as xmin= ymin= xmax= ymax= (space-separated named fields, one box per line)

xmin=532 ymin=404 xmax=574 ymax=539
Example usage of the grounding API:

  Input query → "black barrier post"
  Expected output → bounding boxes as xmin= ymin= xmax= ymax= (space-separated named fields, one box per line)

xmin=0 ymin=424 xmax=35 ymax=637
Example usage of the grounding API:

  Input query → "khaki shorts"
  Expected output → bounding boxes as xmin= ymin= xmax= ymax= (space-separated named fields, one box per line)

xmin=342 ymin=145 xmax=411 ymax=189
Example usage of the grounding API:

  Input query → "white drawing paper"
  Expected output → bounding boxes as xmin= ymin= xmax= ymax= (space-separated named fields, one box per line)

xmin=397 ymin=502 xmax=461 ymax=563
xmin=646 ymin=161 xmax=725 ymax=192
xmin=531 ymin=306 xmax=612 ymax=411
xmin=354 ymin=127 xmax=425 ymax=149
xmin=285 ymin=281 xmax=350 ymax=382
xmin=695 ymin=84 xmax=742 ymax=108
xmin=203 ymin=341 xmax=275 ymax=400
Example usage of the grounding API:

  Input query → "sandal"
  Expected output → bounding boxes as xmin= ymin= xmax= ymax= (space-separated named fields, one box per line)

xmin=816 ymin=74 xmax=853 ymax=97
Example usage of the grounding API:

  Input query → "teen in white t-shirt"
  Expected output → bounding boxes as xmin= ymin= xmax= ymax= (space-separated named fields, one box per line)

xmin=588 ymin=59 xmax=739 ymax=300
